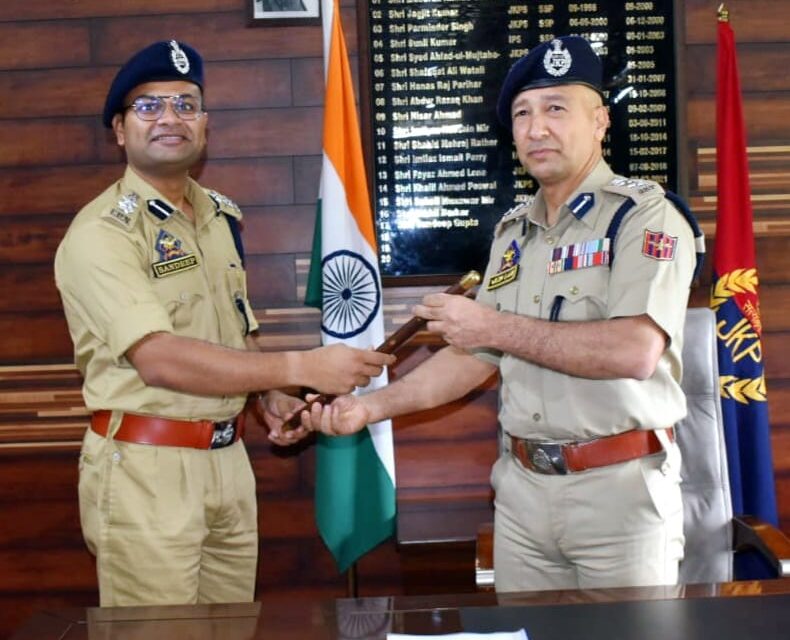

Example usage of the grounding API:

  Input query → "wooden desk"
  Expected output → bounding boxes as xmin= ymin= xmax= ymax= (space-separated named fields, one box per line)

xmin=10 ymin=580 xmax=790 ymax=640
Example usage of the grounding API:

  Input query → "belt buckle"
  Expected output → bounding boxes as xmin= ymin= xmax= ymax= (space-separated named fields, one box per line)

xmin=210 ymin=420 xmax=237 ymax=449
xmin=525 ymin=441 xmax=568 ymax=475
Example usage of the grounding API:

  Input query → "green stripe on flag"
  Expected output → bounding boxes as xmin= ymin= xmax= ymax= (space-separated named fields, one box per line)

xmin=315 ymin=431 xmax=396 ymax=573
xmin=305 ymin=199 xmax=323 ymax=310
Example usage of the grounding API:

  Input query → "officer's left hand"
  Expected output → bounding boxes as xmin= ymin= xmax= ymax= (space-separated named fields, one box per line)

xmin=256 ymin=390 xmax=311 ymax=446
xmin=414 ymin=293 xmax=498 ymax=350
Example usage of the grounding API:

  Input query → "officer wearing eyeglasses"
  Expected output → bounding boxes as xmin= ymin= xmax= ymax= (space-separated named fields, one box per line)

xmin=54 ymin=40 xmax=394 ymax=607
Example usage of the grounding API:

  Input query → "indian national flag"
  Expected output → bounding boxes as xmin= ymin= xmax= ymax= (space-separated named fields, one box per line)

xmin=304 ymin=0 xmax=396 ymax=572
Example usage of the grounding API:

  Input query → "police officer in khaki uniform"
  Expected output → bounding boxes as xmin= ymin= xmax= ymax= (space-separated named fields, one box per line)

xmin=303 ymin=36 xmax=699 ymax=592
xmin=54 ymin=40 xmax=393 ymax=607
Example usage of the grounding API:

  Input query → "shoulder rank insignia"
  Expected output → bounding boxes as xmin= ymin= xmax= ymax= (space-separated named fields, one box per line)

xmin=487 ymin=239 xmax=521 ymax=291
xmin=494 ymin=200 xmax=532 ymax=237
xmin=642 ymin=229 xmax=677 ymax=261
xmin=151 ymin=229 xmax=199 ymax=278
xmin=603 ymin=176 xmax=663 ymax=203
xmin=548 ymin=238 xmax=610 ymax=275
xmin=206 ymin=189 xmax=241 ymax=218
xmin=103 ymin=192 xmax=140 ymax=229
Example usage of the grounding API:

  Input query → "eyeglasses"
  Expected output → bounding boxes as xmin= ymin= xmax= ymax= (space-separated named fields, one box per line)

xmin=123 ymin=94 xmax=204 ymax=121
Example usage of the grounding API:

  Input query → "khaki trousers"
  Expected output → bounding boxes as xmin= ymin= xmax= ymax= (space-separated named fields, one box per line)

xmin=491 ymin=441 xmax=684 ymax=592
xmin=78 ymin=427 xmax=258 ymax=606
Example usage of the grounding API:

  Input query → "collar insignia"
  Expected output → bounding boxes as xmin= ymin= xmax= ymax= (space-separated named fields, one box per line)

xmin=147 ymin=199 xmax=174 ymax=220
xmin=569 ymin=193 xmax=595 ymax=219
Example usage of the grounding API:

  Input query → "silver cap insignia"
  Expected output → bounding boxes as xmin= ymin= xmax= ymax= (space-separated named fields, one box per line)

xmin=169 ymin=40 xmax=190 ymax=75
xmin=543 ymin=39 xmax=572 ymax=77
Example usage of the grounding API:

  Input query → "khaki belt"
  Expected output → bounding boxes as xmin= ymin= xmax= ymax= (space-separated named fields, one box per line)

xmin=509 ymin=428 xmax=673 ymax=475
xmin=91 ymin=410 xmax=245 ymax=450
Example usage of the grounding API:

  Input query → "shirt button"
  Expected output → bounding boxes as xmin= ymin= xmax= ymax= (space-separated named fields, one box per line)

xmin=546 ymin=237 xmax=555 ymax=245
xmin=533 ymin=294 xmax=541 ymax=304
xmin=180 ymin=292 xmax=190 ymax=302
xmin=112 ymin=451 xmax=122 ymax=463
xmin=532 ymin=413 xmax=541 ymax=422
xmin=569 ymin=286 xmax=579 ymax=295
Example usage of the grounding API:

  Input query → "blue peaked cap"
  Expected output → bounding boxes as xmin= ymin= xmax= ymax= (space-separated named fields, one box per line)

xmin=496 ymin=35 xmax=604 ymax=126
xmin=102 ymin=40 xmax=204 ymax=128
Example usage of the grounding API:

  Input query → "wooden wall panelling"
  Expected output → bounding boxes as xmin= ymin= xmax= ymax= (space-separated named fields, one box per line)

xmin=0 ymin=0 xmax=240 ymax=22
xmin=0 ymin=68 xmax=113 ymax=118
xmin=0 ymin=23 xmax=91 ymax=69
xmin=92 ymin=14 xmax=324 ymax=62
xmin=685 ymin=0 xmax=790 ymax=43
xmin=0 ymin=121 xmax=98 ymax=167
xmin=205 ymin=108 xmax=323 ymax=158
xmin=0 ymin=315 xmax=73 ymax=363
xmin=0 ymin=216 xmax=71 ymax=265
xmin=241 ymin=206 xmax=316 ymax=254
xmin=687 ymin=96 xmax=790 ymax=141
xmin=685 ymin=43 xmax=790 ymax=93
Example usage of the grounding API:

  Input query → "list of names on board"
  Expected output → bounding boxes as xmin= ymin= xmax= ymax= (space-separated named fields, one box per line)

xmin=367 ymin=1 xmax=677 ymax=276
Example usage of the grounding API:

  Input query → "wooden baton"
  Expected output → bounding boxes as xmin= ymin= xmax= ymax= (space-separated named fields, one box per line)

xmin=281 ymin=270 xmax=481 ymax=431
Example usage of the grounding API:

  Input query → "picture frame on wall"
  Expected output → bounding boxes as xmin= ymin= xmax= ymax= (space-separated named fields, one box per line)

xmin=248 ymin=0 xmax=321 ymax=26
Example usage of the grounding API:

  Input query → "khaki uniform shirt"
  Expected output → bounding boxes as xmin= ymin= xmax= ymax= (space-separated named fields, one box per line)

xmin=55 ymin=167 xmax=259 ymax=421
xmin=475 ymin=160 xmax=696 ymax=441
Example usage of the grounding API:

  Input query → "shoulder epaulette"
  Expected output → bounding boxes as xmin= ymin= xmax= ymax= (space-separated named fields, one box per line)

xmin=100 ymin=191 xmax=141 ymax=230
xmin=205 ymin=189 xmax=242 ymax=220
xmin=494 ymin=199 xmax=532 ymax=236
xmin=602 ymin=176 xmax=664 ymax=204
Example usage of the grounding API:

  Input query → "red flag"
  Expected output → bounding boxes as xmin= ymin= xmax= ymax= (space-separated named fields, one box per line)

xmin=712 ymin=12 xmax=777 ymax=525
xmin=714 ymin=16 xmax=760 ymax=331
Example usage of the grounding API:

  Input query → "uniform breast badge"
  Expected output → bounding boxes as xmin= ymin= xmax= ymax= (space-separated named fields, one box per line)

xmin=151 ymin=229 xmax=199 ymax=278
xmin=487 ymin=240 xmax=521 ymax=291
xmin=642 ymin=229 xmax=677 ymax=261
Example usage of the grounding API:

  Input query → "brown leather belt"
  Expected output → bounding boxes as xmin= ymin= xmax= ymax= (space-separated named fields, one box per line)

xmin=91 ymin=410 xmax=245 ymax=450
xmin=509 ymin=428 xmax=673 ymax=475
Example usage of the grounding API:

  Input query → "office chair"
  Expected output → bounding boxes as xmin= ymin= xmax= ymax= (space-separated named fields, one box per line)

xmin=476 ymin=307 xmax=790 ymax=589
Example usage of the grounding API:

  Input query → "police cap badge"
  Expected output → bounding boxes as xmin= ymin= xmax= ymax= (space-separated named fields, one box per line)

xmin=496 ymin=35 xmax=604 ymax=126
xmin=102 ymin=40 xmax=204 ymax=128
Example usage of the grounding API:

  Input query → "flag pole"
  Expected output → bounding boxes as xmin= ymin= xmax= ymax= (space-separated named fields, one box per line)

xmin=347 ymin=562 xmax=358 ymax=598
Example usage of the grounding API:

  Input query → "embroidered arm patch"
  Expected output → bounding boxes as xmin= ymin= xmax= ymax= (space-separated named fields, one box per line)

xmin=642 ymin=229 xmax=677 ymax=261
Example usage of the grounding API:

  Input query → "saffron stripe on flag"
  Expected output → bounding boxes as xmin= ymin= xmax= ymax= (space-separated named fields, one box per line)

xmin=306 ymin=0 xmax=396 ymax=574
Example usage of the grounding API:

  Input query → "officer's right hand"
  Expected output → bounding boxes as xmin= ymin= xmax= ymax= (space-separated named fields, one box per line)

xmin=299 ymin=393 xmax=371 ymax=436
xmin=304 ymin=344 xmax=395 ymax=395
